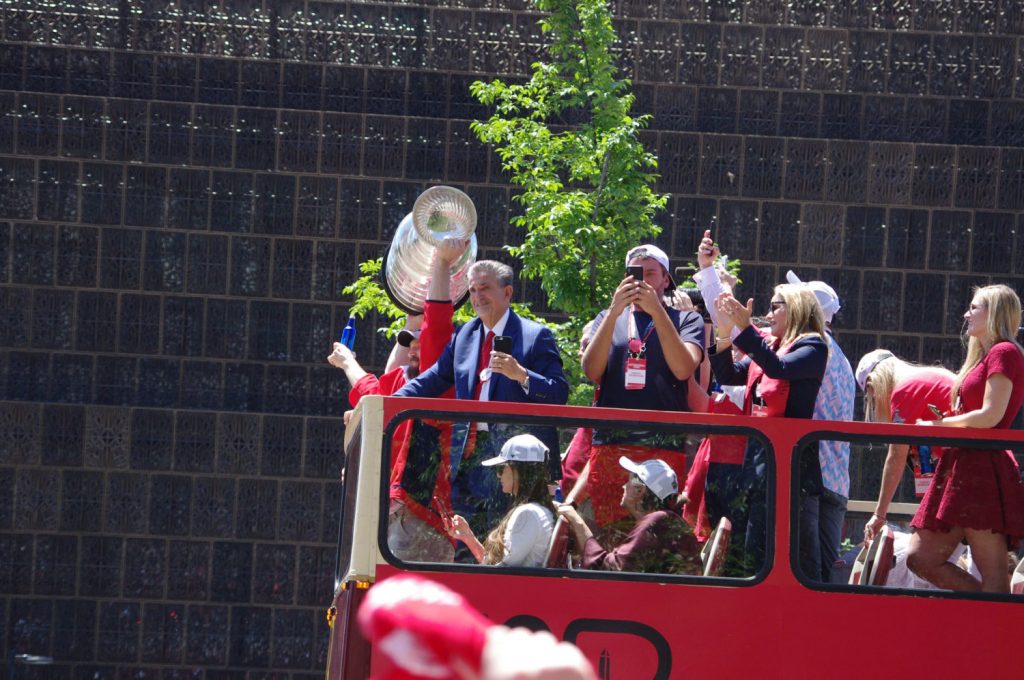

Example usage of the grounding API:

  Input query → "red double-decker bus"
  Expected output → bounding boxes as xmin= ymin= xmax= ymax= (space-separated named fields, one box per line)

xmin=325 ymin=396 xmax=1023 ymax=679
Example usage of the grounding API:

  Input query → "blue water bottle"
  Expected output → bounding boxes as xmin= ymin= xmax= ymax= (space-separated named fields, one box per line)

xmin=340 ymin=318 xmax=357 ymax=350
xmin=918 ymin=445 xmax=933 ymax=474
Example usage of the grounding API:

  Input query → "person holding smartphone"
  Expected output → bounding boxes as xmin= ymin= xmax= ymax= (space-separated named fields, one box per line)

xmin=856 ymin=349 xmax=955 ymax=545
xmin=907 ymin=285 xmax=1024 ymax=592
xmin=577 ymin=244 xmax=705 ymax=530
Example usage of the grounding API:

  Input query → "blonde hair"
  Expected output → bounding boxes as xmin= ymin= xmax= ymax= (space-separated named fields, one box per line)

xmin=861 ymin=354 xmax=927 ymax=423
xmin=953 ymin=284 xmax=1024 ymax=409
xmin=774 ymin=284 xmax=828 ymax=348
xmin=861 ymin=353 xmax=958 ymax=422
xmin=862 ymin=355 xmax=897 ymax=423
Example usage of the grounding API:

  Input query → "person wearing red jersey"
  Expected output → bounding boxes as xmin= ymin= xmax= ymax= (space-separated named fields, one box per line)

xmin=856 ymin=349 xmax=956 ymax=543
xmin=329 ymin=237 xmax=466 ymax=563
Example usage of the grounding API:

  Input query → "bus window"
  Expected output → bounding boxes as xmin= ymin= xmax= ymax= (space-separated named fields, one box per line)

xmin=379 ymin=412 xmax=773 ymax=582
xmin=795 ymin=432 xmax=1024 ymax=597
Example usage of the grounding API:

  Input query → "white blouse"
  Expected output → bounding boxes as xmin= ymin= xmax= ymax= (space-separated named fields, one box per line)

xmin=498 ymin=502 xmax=554 ymax=568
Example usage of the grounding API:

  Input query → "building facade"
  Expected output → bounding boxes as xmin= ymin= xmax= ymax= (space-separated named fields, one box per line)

xmin=1 ymin=1 xmax=1023 ymax=677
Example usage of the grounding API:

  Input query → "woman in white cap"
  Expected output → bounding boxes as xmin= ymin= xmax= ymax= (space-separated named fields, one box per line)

xmin=907 ymin=284 xmax=1024 ymax=592
xmin=557 ymin=457 xmax=700 ymax=574
xmin=856 ymin=349 xmax=955 ymax=542
xmin=445 ymin=434 xmax=554 ymax=568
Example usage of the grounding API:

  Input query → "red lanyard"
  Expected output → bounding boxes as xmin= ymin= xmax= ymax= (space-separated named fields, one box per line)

xmin=627 ymin=310 xmax=656 ymax=355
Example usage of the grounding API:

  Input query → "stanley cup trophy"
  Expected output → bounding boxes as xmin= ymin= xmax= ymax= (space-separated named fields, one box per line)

xmin=382 ymin=186 xmax=479 ymax=314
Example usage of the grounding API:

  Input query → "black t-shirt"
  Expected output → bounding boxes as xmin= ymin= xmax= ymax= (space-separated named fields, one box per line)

xmin=590 ymin=306 xmax=705 ymax=445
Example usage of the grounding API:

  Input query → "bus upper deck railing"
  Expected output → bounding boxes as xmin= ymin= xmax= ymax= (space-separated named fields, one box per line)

xmin=327 ymin=395 xmax=1024 ymax=680
xmin=337 ymin=395 xmax=1024 ymax=591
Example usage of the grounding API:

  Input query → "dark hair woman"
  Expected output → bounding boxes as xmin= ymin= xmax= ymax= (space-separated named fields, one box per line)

xmin=446 ymin=435 xmax=554 ymax=567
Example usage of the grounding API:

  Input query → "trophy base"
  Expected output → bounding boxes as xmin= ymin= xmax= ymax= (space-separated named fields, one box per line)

xmin=380 ymin=246 xmax=471 ymax=316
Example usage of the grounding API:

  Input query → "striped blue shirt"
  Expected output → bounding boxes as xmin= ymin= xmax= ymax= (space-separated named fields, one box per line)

xmin=815 ymin=332 xmax=856 ymax=497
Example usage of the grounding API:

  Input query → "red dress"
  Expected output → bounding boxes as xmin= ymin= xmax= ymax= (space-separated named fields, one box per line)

xmin=911 ymin=342 xmax=1024 ymax=548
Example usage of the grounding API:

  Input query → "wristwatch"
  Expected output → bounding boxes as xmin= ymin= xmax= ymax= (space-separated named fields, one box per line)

xmin=519 ymin=375 xmax=530 ymax=393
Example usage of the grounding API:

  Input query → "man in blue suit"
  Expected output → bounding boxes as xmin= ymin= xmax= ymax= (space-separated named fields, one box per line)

xmin=395 ymin=259 xmax=568 ymax=538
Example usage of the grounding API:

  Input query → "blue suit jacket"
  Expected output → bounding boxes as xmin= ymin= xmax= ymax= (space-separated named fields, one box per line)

xmin=395 ymin=310 xmax=569 ymax=479
xmin=396 ymin=309 xmax=568 ymax=405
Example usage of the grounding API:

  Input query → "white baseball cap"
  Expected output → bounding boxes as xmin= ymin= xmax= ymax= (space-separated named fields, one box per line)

xmin=481 ymin=434 xmax=549 ymax=466
xmin=396 ymin=329 xmax=420 ymax=347
xmin=626 ymin=244 xmax=676 ymax=290
xmin=619 ymin=456 xmax=678 ymax=500
xmin=786 ymin=270 xmax=841 ymax=323
xmin=855 ymin=349 xmax=895 ymax=391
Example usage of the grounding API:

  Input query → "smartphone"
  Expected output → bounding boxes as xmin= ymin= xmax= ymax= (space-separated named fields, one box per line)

xmin=493 ymin=335 xmax=513 ymax=355
xmin=627 ymin=265 xmax=644 ymax=282
xmin=675 ymin=265 xmax=696 ymax=279
xmin=927 ymin=403 xmax=944 ymax=419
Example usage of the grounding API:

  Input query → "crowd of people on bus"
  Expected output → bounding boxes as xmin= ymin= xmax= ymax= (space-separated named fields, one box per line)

xmin=329 ymin=232 xmax=1024 ymax=593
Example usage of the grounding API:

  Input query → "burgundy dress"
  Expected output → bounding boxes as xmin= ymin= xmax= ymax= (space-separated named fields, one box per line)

xmin=582 ymin=510 xmax=702 ymax=575
xmin=911 ymin=342 xmax=1024 ymax=548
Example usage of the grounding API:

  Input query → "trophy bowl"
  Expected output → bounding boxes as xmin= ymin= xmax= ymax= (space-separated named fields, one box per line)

xmin=382 ymin=186 xmax=478 ymax=315
xmin=412 ymin=185 xmax=478 ymax=245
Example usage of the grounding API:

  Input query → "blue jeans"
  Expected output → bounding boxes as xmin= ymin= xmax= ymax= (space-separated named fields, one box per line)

xmin=704 ymin=461 xmax=744 ymax=531
xmin=704 ymin=441 xmax=767 ymax=577
xmin=798 ymin=493 xmax=822 ymax=581
xmin=817 ymin=489 xmax=847 ymax=583
xmin=797 ymin=488 xmax=847 ymax=582
xmin=741 ymin=440 xmax=769 ymax=575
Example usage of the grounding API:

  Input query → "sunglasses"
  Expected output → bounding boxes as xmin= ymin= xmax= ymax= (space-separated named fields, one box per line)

xmin=769 ymin=301 xmax=786 ymax=312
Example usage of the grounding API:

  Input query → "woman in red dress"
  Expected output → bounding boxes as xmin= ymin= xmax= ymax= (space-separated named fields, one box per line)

xmin=907 ymin=284 xmax=1024 ymax=593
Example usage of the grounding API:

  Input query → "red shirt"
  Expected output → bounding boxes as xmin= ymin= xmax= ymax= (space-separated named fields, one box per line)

xmin=889 ymin=368 xmax=954 ymax=424
xmin=560 ymin=427 xmax=592 ymax=496
xmin=347 ymin=301 xmax=456 ymax=529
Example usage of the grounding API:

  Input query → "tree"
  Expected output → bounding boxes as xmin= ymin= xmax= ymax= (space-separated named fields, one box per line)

xmin=470 ymin=0 xmax=666 ymax=323
xmin=343 ymin=0 xmax=670 ymax=406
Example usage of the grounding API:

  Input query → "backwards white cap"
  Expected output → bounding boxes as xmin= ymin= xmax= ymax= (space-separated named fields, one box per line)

xmin=855 ymin=349 xmax=895 ymax=391
xmin=618 ymin=456 xmax=678 ymax=500
xmin=626 ymin=244 xmax=676 ymax=290
xmin=786 ymin=270 xmax=841 ymax=323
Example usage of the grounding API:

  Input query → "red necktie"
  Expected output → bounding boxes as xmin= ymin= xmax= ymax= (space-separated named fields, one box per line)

xmin=473 ymin=330 xmax=494 ymax=400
